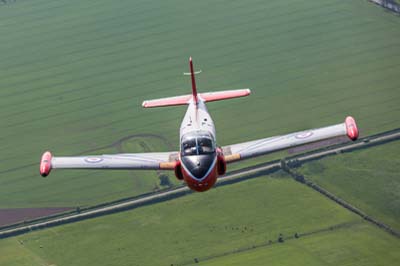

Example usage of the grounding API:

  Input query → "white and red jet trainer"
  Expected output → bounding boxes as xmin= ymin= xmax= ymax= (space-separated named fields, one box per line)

xmin=40 ymin=57 xmax=359 ymax=192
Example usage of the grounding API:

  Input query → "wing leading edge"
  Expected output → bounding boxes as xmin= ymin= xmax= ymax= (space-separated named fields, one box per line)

xmin=223 ymin=116 xmax=358 ymax=163
xmin=40 ymin=152 xmax=179 ymax=177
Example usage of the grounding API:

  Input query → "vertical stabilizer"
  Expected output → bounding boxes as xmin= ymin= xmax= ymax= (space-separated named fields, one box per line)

xmin=189 ymin=57 xmax=198 ymax=103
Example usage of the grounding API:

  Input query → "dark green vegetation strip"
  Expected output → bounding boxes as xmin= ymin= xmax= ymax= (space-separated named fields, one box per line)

xmin=0 ymin=0 xmax=400 ymax=209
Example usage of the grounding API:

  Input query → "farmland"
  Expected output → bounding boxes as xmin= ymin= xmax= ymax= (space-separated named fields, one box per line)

xmin=0 ymin=0 xmax=400 ymax=210
xmin=1 ymin=0 xmax=400 ymax=264
xmin=1 ymin=173 xmax=400 ymax=265
xmin=297 ymin=139 xmax=400 ymax=232
xmin=198 ymin=222 xmax=400 ymax=266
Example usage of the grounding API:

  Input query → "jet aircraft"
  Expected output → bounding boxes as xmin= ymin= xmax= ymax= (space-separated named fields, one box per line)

xmin=40 ymin=57 xmax=359 ymax=192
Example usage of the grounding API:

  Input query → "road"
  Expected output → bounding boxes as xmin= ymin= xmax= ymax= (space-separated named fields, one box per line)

xmin=1 ymin=129 xmax=399 ymax=239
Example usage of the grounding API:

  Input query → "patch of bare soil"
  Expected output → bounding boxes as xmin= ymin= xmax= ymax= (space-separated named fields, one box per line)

xmin=0 ymin=207 xmax=72 ymax=227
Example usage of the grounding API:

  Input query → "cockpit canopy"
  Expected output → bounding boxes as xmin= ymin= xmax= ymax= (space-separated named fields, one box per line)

xmin=181 ymin=131 xmax=216 ymax=156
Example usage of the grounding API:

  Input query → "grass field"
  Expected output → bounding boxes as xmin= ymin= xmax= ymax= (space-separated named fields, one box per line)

xmin=198 ymin=223 xmax=400 ymax=266
xmin=1 ymin=174 xmax=399 ymax=266
xmin=297 ymin=140 xmax=400 ymax=232
xmin=1 ymin=0 xmax=400 ymax=210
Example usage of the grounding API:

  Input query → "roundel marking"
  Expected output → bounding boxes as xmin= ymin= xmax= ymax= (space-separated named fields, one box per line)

xmin=295 ymin=131 xmax=313 ymax=139
xmin=84 ymin=157 xmax=104 ymax=163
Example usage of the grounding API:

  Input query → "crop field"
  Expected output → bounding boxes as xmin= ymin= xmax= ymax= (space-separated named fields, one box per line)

xmin=198 ymin=223 xmax=399 ymax=266
xmin=297 ymin=140 xmax=400 ymax=232
xmin=0 ymin=0 xmax=400 ymax=216
xmin=1 ymin=174 xmax=400 ymax=265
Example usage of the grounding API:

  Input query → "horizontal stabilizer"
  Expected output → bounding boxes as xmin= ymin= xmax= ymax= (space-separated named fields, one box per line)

xmin=142 ymin=95 xmax=192 ymax=108
xmin=142 ymin=89 xmax=251 ymax=108
xmin=199 ymin=89 xmax=251 ymax=102
xmin=184 ymin=70 xmax=202 ymax=75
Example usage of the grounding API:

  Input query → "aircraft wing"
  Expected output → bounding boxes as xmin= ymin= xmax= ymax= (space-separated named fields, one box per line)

xmin=40 ymin=151 xmax=179 ymax=177
xmin=222 ymin=116 xmax=358 ymax=163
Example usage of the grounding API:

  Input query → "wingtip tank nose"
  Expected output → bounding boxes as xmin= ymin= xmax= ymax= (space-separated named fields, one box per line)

xmin=40 ymin=151 xmax=53 ymax=177
xmin=345 ymin=116 xmax=359 ymax=141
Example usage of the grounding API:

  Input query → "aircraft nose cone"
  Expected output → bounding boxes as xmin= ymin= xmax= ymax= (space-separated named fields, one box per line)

xmin=181 ymin=154 xmax=215 ymax=179
xmin=191 ymin=166 xmax=210 ymax=179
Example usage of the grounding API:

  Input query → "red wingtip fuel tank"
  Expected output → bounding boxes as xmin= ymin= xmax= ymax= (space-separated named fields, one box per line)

xmin=345 ymin=116 xmax=359 ymax=141
xmin=40 ymin=151 xmax=52 ymax=177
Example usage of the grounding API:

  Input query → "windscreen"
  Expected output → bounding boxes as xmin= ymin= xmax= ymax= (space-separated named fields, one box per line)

xmin=181 ymin=133 xmax=215 ymax=156
xmin=182 ymin=137 xmax=197 ymax=156
xmin=197 ymin=137 xmax=214 ymax=154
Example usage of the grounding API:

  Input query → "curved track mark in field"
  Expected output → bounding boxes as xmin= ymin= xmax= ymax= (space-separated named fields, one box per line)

xmin=78 ymin=133 xmax=174 ymax=154
xmin=78 ymin=133 xmax=174 ymax=181
xmin=0 ymin=134 xmax=173 ymax=179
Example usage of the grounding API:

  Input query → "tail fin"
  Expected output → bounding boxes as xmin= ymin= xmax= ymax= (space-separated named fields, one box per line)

xmin=142 ymin=57 xmax=251 ymax=108
xmin=189 ymin=57 xmax=198 ymax=103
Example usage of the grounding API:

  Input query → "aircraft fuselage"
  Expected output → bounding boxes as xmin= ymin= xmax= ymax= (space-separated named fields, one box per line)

xmin=179 ymin=100 xmax=220 ymax=191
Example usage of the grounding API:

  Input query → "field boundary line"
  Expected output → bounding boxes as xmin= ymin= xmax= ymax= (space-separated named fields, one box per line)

xmin=281 ymin=130 xmax=400 ymax=238
xmin=282 ymin=166 xmax=400 ymax=238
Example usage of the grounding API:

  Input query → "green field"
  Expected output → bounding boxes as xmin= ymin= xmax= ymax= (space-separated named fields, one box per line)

xmin=1 ymin=0 xmax=400 ymax=209
xmin=1 ymin=0 xmax=400 ymax=265
xmin=199 ymin=223 xmax=400 ymax=266
xmin=297 ymin=140 xmax=400 ymax=232
xmin=1 ymin=174 xmax=399 ymax=266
